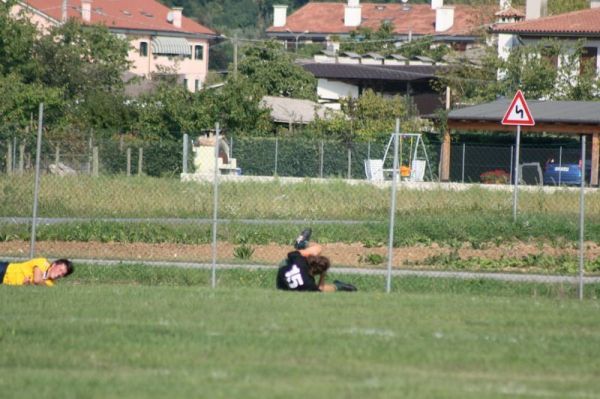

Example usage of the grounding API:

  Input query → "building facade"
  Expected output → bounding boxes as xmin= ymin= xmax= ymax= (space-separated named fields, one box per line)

xmin=13 ymin=0 xmax=218 ymax=92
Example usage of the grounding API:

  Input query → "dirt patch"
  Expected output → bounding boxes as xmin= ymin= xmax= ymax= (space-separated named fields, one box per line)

xmin=1 ymin=240 xmax=599 ymax=268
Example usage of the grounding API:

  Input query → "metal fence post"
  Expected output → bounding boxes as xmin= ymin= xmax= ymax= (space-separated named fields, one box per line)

xmin=513 ymin=128 xmax=521 ymax=223
xmin=347 ymin=147 xmax=352 ymax=179
xmin=386 ymin=119 xmax=401 ymax=293
xmin=183 ymin=133 xmax=189 ymax=174
xmin=274 ymin=138 xmax=279 ymax=176
xmin=319 ymin=140 xmax=324 ymax=178
xmin=92 ymin=147 xmax=99 ymax=177
xmin=461 ymin=143 xmax=466 ymax=183
xmin=211 ymin=122 xmax=221 ymax=289
xmin=578 ymin=135 xmax=586 ymax=300
xmin=29 ymin=103 xmax=43 ymax=258
xmin=509 ymin=145 xmax=514 ymax=186
xmin=12 ymin=136 xmax=16 ymax=170
xmin=18 ymin=144 xmax=24 ymax=174
xmin=558 ymin=146 xmax=563 ymax=185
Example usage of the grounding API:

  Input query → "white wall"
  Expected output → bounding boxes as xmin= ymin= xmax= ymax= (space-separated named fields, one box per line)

xmin=317 ymin=79 xmax=359 ymax=100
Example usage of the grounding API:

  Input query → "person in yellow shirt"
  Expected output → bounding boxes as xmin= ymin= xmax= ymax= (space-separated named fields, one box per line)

xmin=0 ymin=258 xmax=74 ymax=286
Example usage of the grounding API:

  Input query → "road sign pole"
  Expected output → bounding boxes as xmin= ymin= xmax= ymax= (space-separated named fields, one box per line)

xmin=512 ymin=125 xmax=521 ymax=222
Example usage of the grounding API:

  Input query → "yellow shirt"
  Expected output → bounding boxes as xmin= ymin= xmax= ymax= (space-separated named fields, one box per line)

xmin=2 ymin=258 xmax=54 ymax=286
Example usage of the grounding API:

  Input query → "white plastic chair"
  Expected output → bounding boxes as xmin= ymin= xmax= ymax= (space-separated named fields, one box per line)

xmin=364 ymin=159 xmax=384 ymax=182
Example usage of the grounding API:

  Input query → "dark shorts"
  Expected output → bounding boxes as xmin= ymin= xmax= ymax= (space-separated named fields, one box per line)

xmin=0 ymin=262 xmax=8 ymax=284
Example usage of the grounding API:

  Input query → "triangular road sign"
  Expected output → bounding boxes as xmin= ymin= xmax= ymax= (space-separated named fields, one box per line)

xmin=502 ymin=90 xmax=535 ymax=126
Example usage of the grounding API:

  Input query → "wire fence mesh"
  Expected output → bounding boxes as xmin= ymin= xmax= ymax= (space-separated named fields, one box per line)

xmin=1 ymin=122 xmax=598 ymax=297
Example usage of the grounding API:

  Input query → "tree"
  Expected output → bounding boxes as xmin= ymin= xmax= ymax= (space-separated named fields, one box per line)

xmin=32 ymin=20 xmax=131 ymax=130
xmin=310 ymin=90 xmax=429 ymax=143
xmin=497 ymin=39 xmax=600 ymax=101
xmin=216 ymin=77 xmax=273 ymax=135
xmin=236 ymin=40 xmax=316 ymax=100
xmin=437 ymin=39 xmax=600 ymax=105
xmin=34 ymin=21 xmax=130 ymax=99
xmin=0 ymin=0 xmax=38 ymax=79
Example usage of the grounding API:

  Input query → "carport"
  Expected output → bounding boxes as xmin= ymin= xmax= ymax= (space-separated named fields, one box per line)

xmin=439 ymin=99 xmax=600 ymax=186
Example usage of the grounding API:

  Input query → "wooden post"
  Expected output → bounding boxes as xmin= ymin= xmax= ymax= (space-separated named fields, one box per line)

xmin=440 ymin=129 xmax=451 ymax=182
xmin=126 ymin=148 xmax=131 ymax=176
xmin=591 ymin=132 xmax=599 ymax=186
xmin=54 ymin=146 xmax=60 ymax=166
xmin=6 ymin=141 xmax=13 ymax=175
xmin=18 ymin=144 xmax=25 ymax=174
xmin=138 ymin=147 xmax=143 ymax=176
xmin=92 ymin=146 xmax=99 ymax=177
xmin=127 ymin=147 xmax=131 ymax=176
xmin=440 ymin=86 xmax=452 ymax=182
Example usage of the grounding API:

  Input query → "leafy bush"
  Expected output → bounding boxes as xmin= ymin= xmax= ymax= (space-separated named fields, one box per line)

xmin=480 ymin=169 xmax=510 ymax=184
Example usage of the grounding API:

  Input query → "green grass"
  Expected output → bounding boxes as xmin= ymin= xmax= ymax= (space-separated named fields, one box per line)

xmin=2 ymin=174 xmax=600 ymax=248
xmin=1 ymin=265 xmax=600 ymax=399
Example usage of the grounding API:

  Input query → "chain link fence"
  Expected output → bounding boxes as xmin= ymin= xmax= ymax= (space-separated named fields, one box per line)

xmin=1 ymin=116 xmax=598 ymax=297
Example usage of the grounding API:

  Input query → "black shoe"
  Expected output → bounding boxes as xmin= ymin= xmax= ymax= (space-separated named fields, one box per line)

xmin=294 ymin=228 xmax=312 ymax=250
xmin=334 ymin=280 xmax=357 ymax=292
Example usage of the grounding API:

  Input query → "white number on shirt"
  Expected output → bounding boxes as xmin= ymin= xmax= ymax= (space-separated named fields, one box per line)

xmin=285 ymin=264 xmax=304 ymax=289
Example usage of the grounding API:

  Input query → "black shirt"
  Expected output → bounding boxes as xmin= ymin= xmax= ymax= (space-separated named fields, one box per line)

xmin=276 ymin=251 xmax=319 ymax=291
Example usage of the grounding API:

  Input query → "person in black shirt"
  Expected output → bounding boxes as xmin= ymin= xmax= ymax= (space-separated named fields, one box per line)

xmin=276 ymin=243 xmax=336 ymax=292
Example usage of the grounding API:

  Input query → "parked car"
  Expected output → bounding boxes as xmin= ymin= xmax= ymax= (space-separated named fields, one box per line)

xmin=543 ymin=160 xmax=591 ymax=186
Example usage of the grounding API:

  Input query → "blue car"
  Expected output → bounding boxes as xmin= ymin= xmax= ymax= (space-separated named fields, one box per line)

xmin=543 ymin=161 xmax=591 ymax=186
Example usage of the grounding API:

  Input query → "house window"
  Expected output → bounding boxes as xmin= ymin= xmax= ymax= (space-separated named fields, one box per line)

xmin=139 ymin=41 xmax=148 ymax=57
xmin=194 ymin=45 xmax=204 ymax=60
xmin=581 ymin=47 xmax=598 ymax=75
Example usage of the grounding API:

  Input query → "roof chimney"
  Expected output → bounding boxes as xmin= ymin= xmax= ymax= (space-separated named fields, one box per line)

xmin=170 ymin=7 xmax=183 ymax=28
xmin=525 ymin=0 xmax=547 ymax=19
xmin=431 ymin=0 xmax=444 ymax=10
xmin=81 ymin=0 xmax=92 ymax=22
xmin=61 ymin=0 xmax=68 ymax=23
xmin=435 ymin=6 xmax=454 ymax=31
xmin=344 ymin=0 xmax=362 ymax=27
xmin=273 ymin=5 xmax=288 ymax=27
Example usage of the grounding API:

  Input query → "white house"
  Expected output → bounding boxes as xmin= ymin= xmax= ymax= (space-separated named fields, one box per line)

xmin=12 ymin=0 xmax=219 ymax=93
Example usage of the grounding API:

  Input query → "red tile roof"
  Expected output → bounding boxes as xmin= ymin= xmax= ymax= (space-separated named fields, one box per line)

xmin=491 ymin=7 xmax=600 ymax=34
xmin=494 ymin=7 xmax=525 ymax=18
xmin=267 ymin=2 xmax=496 ymax=37
xmin=22 ymin=0 xmax=215 ymax=35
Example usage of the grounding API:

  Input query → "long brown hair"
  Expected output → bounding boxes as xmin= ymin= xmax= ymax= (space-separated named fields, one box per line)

xmin=306 ymin=255 xmax=330 ymax=276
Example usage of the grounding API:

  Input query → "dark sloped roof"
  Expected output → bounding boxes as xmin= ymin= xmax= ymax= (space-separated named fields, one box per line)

xmin=302 ymin=63 xmax=438 ymax=81
xmin=449 ymin=99 xmax=600 ymax=125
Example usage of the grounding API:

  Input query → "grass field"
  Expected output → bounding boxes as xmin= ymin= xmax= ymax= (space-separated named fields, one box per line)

xmin=2 ymin=175 xmax=600 ymax=250
xmin=1 ymin=265 xmax=600 ymax=399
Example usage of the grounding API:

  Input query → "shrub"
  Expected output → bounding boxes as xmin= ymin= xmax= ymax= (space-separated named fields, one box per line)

xmin=480 ymin=169 xmax=510 ymax=184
